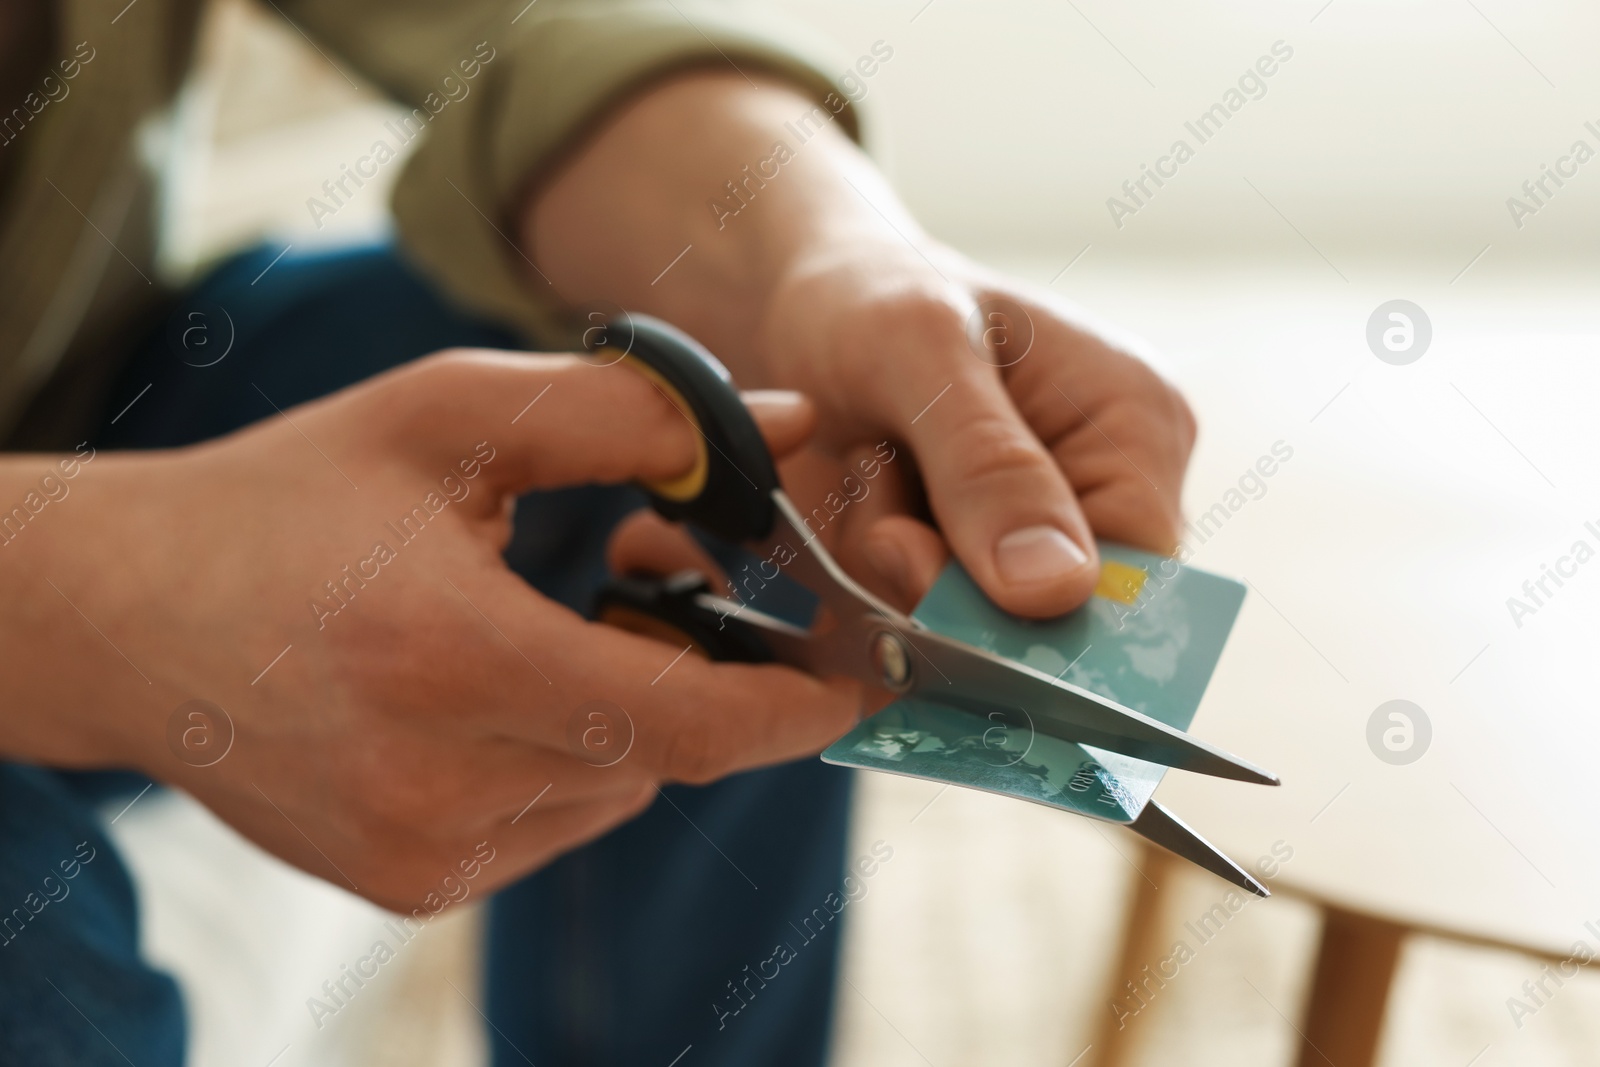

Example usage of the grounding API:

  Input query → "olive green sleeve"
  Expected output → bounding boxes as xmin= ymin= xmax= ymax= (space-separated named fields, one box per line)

xmin=276 ymin=0 xmax=869 ymax=343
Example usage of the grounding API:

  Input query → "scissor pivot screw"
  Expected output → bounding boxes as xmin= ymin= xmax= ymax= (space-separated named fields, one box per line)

xmin=871 ymin=631 xmax=913 ymax=691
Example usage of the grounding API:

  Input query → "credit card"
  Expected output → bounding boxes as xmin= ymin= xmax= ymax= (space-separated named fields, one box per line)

xmin=822 ymin=542 xmax=1246 ymax=824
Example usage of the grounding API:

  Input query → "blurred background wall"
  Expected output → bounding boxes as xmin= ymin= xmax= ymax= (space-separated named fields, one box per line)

xmin=158 ymin=0 xmax=1600 ymax=275
xmin=786 ymin=0 xmax=1600 ymax=266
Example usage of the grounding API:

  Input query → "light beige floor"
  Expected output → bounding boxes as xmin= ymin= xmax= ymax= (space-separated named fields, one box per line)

xmin=112 ymin=4 xmax=1600 ymax=1066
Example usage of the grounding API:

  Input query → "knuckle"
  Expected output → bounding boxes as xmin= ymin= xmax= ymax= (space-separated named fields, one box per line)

xmin=400 ymin=348 xmax=478 ymax=393
xmin=1122 ymin=359 xmax=1196 ymax=440
xmin=1169 ymin=387 xmax=1199 ymax=450
xmin=912 ymin=321 xmax=978 ymax=374
xmin=349 ymin=741 xmax=448 ymax=828
xmin=945 ymin=412 xmax=1057 ymax=489
xmin=370 ymin=350 xmax=479 ymax=433
xmin=876 ymin=289 xmax=969 ymax=339
xmin=660 ymin=718 xmax=728 ymax=785
xmin=1123 ymin=367 xmax=1198 ymax=459
xmin=850 ymin=291 xmax=972 ymax=372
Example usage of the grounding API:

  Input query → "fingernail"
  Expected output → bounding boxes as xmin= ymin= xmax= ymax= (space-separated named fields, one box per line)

xmin=864 ymin=537 xmax=910 ymax=601
xmin=741 ymin=389 xmax=807 ymax=413
xmin=995 ymin=525 xmax=1090 ymax=586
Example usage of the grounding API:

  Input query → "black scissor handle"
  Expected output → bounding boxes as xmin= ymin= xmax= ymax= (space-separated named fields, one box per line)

xmin=594 ymin=571 xmax=773 ymax=664
xmin=588 ymin=313 xmax=777 ymax=544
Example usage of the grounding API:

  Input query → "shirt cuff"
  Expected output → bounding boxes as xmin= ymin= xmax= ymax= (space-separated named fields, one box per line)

xmin=389 ymin=0 xmax=872 ymax=346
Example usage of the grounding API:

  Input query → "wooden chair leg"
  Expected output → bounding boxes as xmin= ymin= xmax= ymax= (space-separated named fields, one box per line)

xmin=1087 ymin=843 xmax=1176 ymax=1067
xmin=1295 ymin=907 xmax=1406 ymax=1067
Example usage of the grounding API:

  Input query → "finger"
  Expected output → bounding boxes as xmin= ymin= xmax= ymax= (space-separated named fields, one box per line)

xmin=356 ymin=351 xmax=815 ymax=513
xmin=560 ymin=613 xmax=863 ymax=782
xmin=449 ymin=565 xmax=863 ymax=783
xmin=382 ymin=734 xmax=654 ymax=827
xmin=1073 ymin=478 xmax=1185 ymax=554
xmin=628 ymin=653 xmax=863 ymax=784
xmin=859 ymin=514 xmax=949 ymax=612
xmin=606 ymin=509 xmax=727 ymax=584
xmin=887 ymin=329 xmax=1100 ymax=618
xmin=1001 ymin=294 xmax=1195 ymax=553
xmin=743 ymin=389 xmax=818 ymax=460
xmin=783 ymin=442 xmax=942 ymax=611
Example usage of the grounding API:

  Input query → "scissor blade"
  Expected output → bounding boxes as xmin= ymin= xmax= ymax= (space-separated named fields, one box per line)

xmin=1128 ymin=800 xmax=1269 ymax=898
xmin=689 ymin=593 xmax=893 ymax=692
xmin=738 ymin=491 xmax=1276 ymax=786
xmin=692 ymin=585 xmax=1276 ymax=786
xmin=903 ymin=627 xmax=1279 ymax=786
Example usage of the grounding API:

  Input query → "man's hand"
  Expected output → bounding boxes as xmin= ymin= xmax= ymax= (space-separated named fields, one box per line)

xmin=0 ymin=353 xmax=859 ymax=912
xmin=526 ymin=71 xmax=1195 ymax=619
xmin=751 ymin=245 xmax=1197 ymax=616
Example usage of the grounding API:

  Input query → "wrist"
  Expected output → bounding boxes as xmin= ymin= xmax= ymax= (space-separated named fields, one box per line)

xmin=523 ymin=69 xmax=905 ymax=376
xmin=0 ymin=451 xmax=179 ymax=771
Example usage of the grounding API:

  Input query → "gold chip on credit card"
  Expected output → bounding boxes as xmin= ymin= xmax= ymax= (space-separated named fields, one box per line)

xmin=1094 ymin=560 xmax=1148 ymax=604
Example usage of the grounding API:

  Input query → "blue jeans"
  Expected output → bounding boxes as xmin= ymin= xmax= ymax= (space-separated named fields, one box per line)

xmin=0 ymin=245 xmax=853 ymax=1066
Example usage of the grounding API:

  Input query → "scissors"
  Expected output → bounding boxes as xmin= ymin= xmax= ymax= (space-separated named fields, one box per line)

xmin=589 ymin=313 xmax=1279 ymax=896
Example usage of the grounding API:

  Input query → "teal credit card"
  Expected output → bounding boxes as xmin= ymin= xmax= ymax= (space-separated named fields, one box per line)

xmin=821 ymin=543 xmax=1246 ymax=824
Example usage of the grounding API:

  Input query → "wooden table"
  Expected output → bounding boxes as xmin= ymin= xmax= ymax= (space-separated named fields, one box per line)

xmin=1048 ymin=267 xmax=1600 ymax=1067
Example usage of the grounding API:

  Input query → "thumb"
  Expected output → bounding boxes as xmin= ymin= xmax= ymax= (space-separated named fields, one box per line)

xmin=370 ymin=350 xmax=813 ymax=506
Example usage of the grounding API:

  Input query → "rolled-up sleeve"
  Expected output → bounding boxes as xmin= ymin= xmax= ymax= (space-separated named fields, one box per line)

xmin=279 ymin=0 xmax=867 ymax=342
